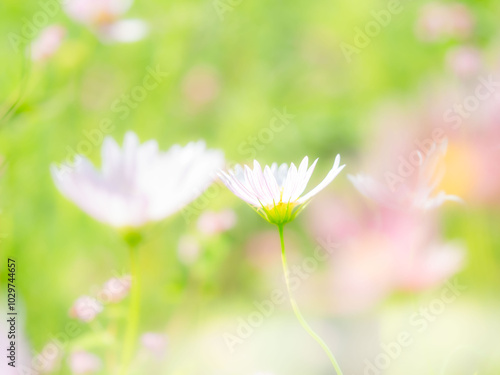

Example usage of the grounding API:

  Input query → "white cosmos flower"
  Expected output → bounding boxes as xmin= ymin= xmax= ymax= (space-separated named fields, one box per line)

xmin=51 ymin=132 xmax=224 ymax=228
xmin=64 ymin=0 xmax=149 ymax=43
xmin=219 ymin=155 xmax=345 ymax=225
xmin=64 ymin=0 xmax=133 ymax=26
xmin=349 ymin=140 xmax=461 ymax=210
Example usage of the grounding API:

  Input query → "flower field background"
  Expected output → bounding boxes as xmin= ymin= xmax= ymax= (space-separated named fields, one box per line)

xmin=1 ymin=0 xmax=500 ymax=374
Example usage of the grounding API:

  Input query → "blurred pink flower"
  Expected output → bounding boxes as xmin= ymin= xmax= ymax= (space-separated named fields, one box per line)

xmin=416 ymin=2 xmax=475 ymax=42
xmin=446 ymin=46 xmax=482 ymax=78
xmin=141 ymin=332 xmax=168 ymax=358
xmin=64 ymin=0 xmax=148 ymax=43
xmin=197 ymin=209 xmax=236 ymax=235
xmin=69 ymin=296 xmax=103 ymax=322
xmin=308 ymin=195 xmax=465 ymax=313
xmin=377 ymin=208 xmax=465 ymax=292
xmin=69 ymin=351 xmax=102 ymax=374
xmin=363 ymin=72 xmax=500 ymax=206
xmin=327 ymin=234 xmax=394 ymax=313
xmin=177 ymin=234 xmax=201 ymax=264
xmin=97 ymin=275 xmax=131 ymax=303
xmin=30 ymin=25 xmax=65 ymax=62
xmin=349 ymin=140 xmax=461 ymax=211
xmin=308 ymin=195 xmax=370 ymax=245
xmin=51 ymin=131 xmax=225 ymax=228
xmin=393 ymin=240 xmax=465 ymax=291
xmin=182 ymin=65 xmax=221 ymax=111
xmin=443 ymin=137 xmax=500 ymax=205
xmin=219 ymin=155 xmax=345 ymax=225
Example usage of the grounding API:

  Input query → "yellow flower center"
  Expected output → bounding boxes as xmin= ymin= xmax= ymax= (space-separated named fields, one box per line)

xmin=261 ymin=201 xmax=298 ymax=225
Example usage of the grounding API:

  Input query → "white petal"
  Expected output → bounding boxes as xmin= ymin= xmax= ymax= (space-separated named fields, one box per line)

xmin=253 ymin=161 xmax=279 ymax=204
xmin=296 ymin=155 xmax=345 ymax=204
xmin=101 ymin=136 xmax=122 ymax=178
xmin=290 ymin=157 xmax=318 ymax=201
xmin=99 ymin=19 xmax=149 ymax=43
xmin=421 ymin=192 xmax=464 ymax=210
xmin=348 ymin=173 xmax=393 ymax=206
xmin=281 ymin=162 xmax=298 ymax=202
xmin=263 ymin=165 xmax=281 ymax=202
xmin=244 ymin=164 xmax=272 ymax=205
xmin=274 ymin=163 xmax=289 ymax=187
xmin=287 ymin=156 xmax=309 ymax=201
xmin=219 ymin=170 xmax=259 ymax=206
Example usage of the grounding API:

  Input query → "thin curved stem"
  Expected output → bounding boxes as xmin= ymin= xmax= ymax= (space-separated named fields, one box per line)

xmin=278 ymin=224 xmax=344 ymax=375
xmin=119 ymin=243 xmax=140 ymax=375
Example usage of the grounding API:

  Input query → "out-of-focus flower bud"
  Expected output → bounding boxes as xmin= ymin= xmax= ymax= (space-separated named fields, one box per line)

xmin=69 ymin=296 xmax=103 ymax=322
xmin=69 ymin=351 xmax=102 ymax=374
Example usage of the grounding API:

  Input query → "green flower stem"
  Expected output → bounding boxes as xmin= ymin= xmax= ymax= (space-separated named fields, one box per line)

xmin=119 ymin=243 xmax=141 ymax=375
xmin=278 ymin=224 xmax=344 ymax=375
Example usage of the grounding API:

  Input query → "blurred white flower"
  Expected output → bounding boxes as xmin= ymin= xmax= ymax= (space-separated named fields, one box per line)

xmin=197 ymin=209 xmax=236 ymax=235
xmin=69 ymin=296 xmax=103 ymax=322
xmin=51 ymin=131 xmax=224 ymax=228
xmin=98 ymin=275 xmax=131 ymax=303
xmin=349 ymin=141 xmax=461 ymax=211
xmin=64 ymin=0 xmax=132 ymax=25
xmin=141 ymin=332 xmax=168 ymax=358
xmin=30 ymin=25 xmax=65 ymax=62
xmin=64 ymin=0 xmax=148 ymax=43
xmin=69 ymin=351 xmax=102 ymax=374
xmin=99 ymin=19 xmax=149 ymax=43
xmin=219 ymin=155 xmax=345 ymax=225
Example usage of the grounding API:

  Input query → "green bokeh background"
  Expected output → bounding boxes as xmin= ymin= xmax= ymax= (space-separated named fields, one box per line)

xmin=1 ymin=0 xmax=500 ymax=374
